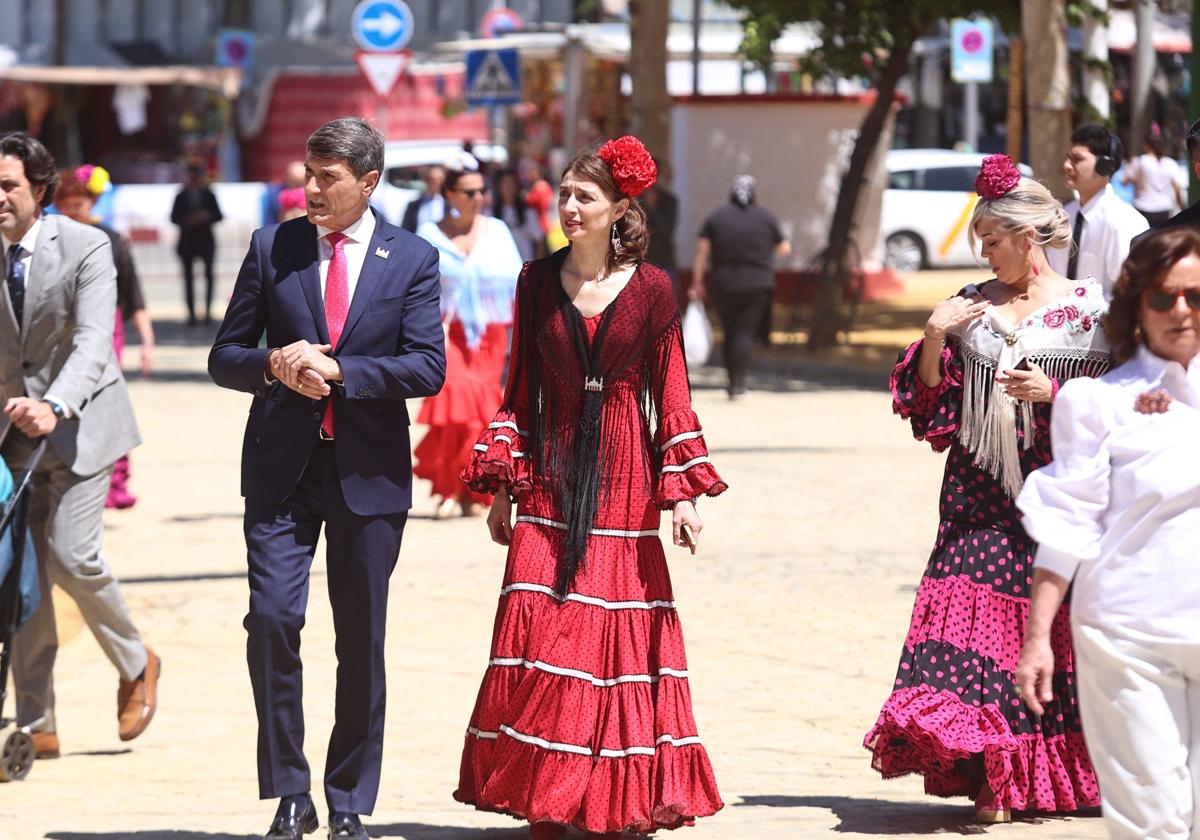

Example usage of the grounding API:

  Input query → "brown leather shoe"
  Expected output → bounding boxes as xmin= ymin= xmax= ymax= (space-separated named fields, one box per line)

xmin=117 ymin=646 xmax=160 ymax=741
xmin=30 ymin=730 xmax=59 ymax=759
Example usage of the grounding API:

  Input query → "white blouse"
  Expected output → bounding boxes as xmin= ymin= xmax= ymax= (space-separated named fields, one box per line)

xmin=1016 ymin=346 xmax=1200 ymax=640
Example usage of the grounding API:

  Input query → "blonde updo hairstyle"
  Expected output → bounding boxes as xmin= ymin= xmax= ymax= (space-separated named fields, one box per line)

xmin=967 ymin=177 xmax=1072 ymax=259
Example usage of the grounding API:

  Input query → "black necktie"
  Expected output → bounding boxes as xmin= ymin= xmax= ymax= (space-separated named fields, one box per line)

xmin=1066 ymin=212 xmax=1085 ymax=280
xmin=7 ymin=243 xmax=24 ymax=326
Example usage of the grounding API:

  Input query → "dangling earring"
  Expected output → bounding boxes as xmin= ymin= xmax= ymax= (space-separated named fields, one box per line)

xmin=610 ymin=223 xmax=620 ymax=252
xmin=1134 ymin=323 xmax=1144 ymax=343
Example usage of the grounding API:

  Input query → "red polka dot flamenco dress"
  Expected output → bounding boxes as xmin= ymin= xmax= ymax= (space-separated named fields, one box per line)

xmin=456 ymin=254 xmax=727 ymax=834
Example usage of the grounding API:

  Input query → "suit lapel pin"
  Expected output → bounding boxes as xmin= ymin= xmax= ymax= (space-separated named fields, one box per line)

xmin=374 ymin=246 xmax=390 ymax=259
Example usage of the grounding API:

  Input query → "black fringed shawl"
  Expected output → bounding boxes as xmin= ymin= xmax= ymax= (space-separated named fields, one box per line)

xmin=505 ymin=249 xmax=683 ymax=595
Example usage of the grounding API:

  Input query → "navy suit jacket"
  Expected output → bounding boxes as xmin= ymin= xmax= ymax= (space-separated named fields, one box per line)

xmin=208 ymin=211 xmax=446 ymax=516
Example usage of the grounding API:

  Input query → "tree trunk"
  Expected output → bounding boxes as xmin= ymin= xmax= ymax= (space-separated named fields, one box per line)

xmin=1130 ymin=0 xmax=1155 ymax=151
xmin=1007 ymin=39 xmax=1025 ymax=162
xmin=806 ymin=40 xmax=911 ymax=350
xmin=1022 ymin=0 xmax=1071 ymax=199
xmin=628 ymin=0 xmax=671 ymax=164
xmin=1082 ymin=0 xmax=1109 ymax=121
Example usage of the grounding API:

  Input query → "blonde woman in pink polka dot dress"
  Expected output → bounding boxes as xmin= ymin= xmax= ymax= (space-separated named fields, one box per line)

xmin=864 ymin=157 xmax=1109 ymax=823
xmin=455 ymin=140 xmax=726 ymax=838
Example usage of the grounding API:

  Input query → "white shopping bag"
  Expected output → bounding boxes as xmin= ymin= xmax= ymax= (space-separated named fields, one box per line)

xmin=682 ymin=301 xmax=713 ymax=368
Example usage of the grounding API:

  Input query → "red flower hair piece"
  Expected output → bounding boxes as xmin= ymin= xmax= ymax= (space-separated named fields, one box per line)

xmin=975 ymin=154 xmax=1022 ymax=199
xmin=598 ymin=136 xmax=657 ymax=197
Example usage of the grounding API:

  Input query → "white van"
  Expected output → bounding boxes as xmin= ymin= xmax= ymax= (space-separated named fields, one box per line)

xmin=883 ymin=149 xmax=1033 ymax=271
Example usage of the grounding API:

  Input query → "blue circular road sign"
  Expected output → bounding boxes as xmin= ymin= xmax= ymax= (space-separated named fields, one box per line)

xmin=352 ymin=0 xmax=415 ymax=52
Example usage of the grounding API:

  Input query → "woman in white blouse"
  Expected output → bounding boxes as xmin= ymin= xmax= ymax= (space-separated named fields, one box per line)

xmin=1017 ymin=226 xmax=1200 ymax=840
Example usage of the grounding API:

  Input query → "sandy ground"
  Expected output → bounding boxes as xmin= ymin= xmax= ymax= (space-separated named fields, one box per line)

xmin=0 ymin=271 xmax=1109 ymax=839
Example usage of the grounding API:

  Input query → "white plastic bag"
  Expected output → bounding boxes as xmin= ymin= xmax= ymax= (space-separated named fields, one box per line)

xmin=682 ymin=301 xmax=713 ymax=368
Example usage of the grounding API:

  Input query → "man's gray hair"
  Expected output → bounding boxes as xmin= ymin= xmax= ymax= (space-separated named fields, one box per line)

xmin=306 ymin=117 xmax=385 ymax=178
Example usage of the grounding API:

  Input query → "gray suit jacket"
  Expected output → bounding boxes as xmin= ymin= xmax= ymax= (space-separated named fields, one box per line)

xmin=0 ymin=214 xmax=140 ymax=476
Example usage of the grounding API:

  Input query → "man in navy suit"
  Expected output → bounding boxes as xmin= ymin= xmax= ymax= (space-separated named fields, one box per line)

xmin=209 ymin=117 xmax=445 ymax=840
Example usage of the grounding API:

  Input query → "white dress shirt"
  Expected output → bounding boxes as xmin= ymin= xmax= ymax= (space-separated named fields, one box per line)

xmin=315 ymin=208 xmax=377 ymax=303
xmin=1046 ymin=184 xmax=1149 ymax=299
xmin=1017 ymin=346 xmax=1200 ymax=640
xmin=3 ymin=215 xmax=71 ymax=418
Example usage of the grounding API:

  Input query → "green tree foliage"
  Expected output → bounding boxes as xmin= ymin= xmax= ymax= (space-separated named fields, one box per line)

xmin=724 ymin=0 xmax=1019 ymax=348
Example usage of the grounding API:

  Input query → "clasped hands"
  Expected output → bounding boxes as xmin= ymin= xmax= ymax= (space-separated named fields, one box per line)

xmin=268 ymin=340 xmax=342 ymax=400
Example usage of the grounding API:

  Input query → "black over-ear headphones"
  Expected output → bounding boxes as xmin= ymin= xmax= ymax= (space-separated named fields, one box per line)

xmin=1094 ymin=130 xmax=1122 ymax=177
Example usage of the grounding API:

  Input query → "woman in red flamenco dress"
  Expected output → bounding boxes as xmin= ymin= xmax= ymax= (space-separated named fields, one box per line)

xmin=455 ymin=138 xmax=727 ymax=839
xmin=414 ymin=165 xmax=524 ymax=518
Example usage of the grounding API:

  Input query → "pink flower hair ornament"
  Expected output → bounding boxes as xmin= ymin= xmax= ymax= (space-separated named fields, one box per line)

xmin=597 ymin=136 xmax=657 ymax=198
xmin=974 ymin=154 xmax=1022 ymax=200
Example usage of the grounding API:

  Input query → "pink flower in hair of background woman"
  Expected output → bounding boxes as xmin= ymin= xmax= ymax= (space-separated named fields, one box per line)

xmin=974 ymin=154 xmax=1022 ymax=199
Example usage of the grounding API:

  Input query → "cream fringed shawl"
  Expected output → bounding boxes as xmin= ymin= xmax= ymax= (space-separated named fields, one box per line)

xmin=947 ymin=278 xmax=1110 ymax=499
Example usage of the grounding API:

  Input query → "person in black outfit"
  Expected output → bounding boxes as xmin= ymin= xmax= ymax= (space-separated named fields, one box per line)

xmin=643 ymin=161 xmax=680 ymax=292
xmin=690 ymin=175 xmax=791 ymax=399
xmin=170 ymin=163 xmax=223 ymax=326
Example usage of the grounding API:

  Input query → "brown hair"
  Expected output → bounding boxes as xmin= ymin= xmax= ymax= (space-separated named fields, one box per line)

xmin=0 ymin=132 xmax=59 ymax=207
xmin=55 ymin=169 xmax=92 ymax=203
xmin=1105 ymin=226 xmax=1200 ymax=364
xmin=562 ymin=147 xmax=648 ymax=273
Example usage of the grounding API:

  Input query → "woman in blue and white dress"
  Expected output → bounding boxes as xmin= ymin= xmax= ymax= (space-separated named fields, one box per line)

xmin=415 ymin=165 xmax=523 ymax=518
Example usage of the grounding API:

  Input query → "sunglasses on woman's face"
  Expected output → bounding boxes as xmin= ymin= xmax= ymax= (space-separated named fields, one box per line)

xmin=452 ymin=187 xmax=487 ymax=199
xmin=1145 ymin=286 xmax=1200 ymax=312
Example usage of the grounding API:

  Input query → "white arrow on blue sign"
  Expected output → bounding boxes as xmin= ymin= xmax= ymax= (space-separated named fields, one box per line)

xmin=352 ymin=0 xmax=415 ymax=52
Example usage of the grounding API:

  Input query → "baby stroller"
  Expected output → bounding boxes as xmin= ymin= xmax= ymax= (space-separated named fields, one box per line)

xmin=0 ymin=439 xmax=46 ymax=781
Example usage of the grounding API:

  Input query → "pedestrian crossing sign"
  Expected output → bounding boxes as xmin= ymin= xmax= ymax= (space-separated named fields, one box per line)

xmin=465 ymin=49 xmax=522 ymax=107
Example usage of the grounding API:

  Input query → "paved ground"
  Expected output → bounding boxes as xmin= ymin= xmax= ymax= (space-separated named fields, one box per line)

xmin=0 ymin=272 xmax=1110 ymax=839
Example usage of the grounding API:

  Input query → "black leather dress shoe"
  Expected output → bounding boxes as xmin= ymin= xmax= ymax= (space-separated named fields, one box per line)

xmin=328 ymin=812 xmax=368 ymax=839
xmin=265 ymin=794 xmax=319 ymax=839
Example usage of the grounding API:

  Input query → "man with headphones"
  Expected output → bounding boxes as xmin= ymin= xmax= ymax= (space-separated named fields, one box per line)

xmin=1047 ymin=123 xmax=1148 ymax=299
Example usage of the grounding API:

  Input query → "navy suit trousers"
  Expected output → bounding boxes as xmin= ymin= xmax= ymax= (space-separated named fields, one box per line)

xmin=243 ymin=442 xmax=407 ymax=815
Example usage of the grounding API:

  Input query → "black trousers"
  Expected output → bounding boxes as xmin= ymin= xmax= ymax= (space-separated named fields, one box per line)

xmin=179 ymin=249 xmax=216 ymax=322
xmin=1139 ymin=209 xmax=1173 ymax=227
xmin=243 ymin=443 xmax=408 ymax=815
xmin=713 ymin=287 xmax=772 ymax=395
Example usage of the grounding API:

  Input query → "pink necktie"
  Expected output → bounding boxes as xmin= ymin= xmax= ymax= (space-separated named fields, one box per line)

xmin=322 ymin=231 xmax=349 ymax=439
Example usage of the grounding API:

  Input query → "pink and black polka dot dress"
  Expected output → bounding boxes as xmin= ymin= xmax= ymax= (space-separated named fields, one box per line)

xmin=864 ymin=280 xmax=1109 ymax=813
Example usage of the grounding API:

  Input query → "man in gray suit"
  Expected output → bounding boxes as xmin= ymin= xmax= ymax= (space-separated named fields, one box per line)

xmin=0 ymin=132 xmax=159 ymax=759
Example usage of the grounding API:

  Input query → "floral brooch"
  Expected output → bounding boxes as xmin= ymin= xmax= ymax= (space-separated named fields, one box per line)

xmin=1134 ymin=389 xmax=1174 ymax=415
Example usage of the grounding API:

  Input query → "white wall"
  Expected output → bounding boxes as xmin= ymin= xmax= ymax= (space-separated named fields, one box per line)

xmin=670 ymin=98 xmax=890 ymax=273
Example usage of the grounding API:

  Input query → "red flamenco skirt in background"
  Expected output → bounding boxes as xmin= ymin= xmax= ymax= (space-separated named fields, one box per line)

xmin=454 ymin=517 xmax=724 ymax=834
xmin=415 ymin=320 xmax=508 ymax=505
